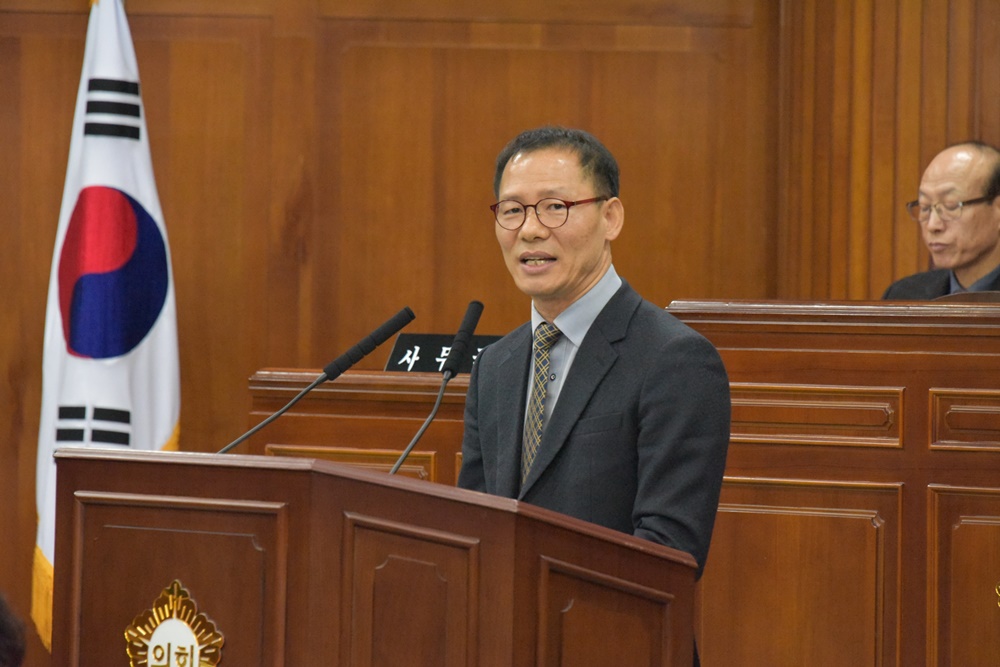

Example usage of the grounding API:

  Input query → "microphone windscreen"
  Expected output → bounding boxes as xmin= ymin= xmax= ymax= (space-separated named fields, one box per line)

xmin=323 ymin=306 xmax=415 ymax=379
xmin=441 ymin=300 xmax=484 ymax=376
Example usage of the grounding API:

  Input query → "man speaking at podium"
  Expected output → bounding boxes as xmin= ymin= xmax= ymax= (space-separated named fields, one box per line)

xmin=883 ymin=141 xmax=1000 ymax=299
xmin=457 ymin=126 xmax=731 ymax=598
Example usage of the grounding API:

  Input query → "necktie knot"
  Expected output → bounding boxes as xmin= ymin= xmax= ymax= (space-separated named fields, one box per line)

xmin=533 ymin=321 xmax=561 ymax=352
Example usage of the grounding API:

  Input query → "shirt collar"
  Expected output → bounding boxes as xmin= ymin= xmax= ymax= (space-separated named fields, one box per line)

xmin=950 ymin=263 xmax=1000 ymax=293
xmin=530 ymin=265 xmax=622 ymax=347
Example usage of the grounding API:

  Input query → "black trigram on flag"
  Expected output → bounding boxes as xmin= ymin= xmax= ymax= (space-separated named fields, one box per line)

xmin=83 ymin=78 xmax=141 ymax=140
xmin=56 ymin=405 xmax=131 ymax=445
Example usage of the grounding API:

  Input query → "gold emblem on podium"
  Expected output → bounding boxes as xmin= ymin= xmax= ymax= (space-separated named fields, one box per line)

xmin=125 ymin=580 xmax=224 ymax=666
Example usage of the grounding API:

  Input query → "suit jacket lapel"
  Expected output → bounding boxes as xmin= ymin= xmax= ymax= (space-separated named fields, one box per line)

xmin=494 ymin=324 xmax=530 ymax=497
xmin=518 ymin=283 xmax=641 ymax=497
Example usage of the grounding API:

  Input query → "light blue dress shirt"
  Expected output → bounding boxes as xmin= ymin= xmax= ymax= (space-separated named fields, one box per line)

xmin=525 ymin=264 xmax=623 ymax=430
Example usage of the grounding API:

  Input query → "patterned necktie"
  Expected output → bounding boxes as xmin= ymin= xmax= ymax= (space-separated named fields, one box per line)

xmin=521 ymin=321 xmax=562 ymax=484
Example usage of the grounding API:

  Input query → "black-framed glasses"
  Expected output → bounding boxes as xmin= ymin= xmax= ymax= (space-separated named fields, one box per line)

xmin=905 ymin=195 xmax=993 ymax=223
xmin=490 ymin=196 xmax=608 ymax=230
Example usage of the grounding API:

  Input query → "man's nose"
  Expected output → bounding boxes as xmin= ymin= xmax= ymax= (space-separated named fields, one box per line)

xmin=520 ymin=206 xmax=547 ymax=234
xmin=925 ymin=206 xmax=946 ymax=230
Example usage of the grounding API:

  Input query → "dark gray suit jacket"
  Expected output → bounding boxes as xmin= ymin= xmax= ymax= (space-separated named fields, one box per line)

xmin=457 ymin=281 xmax=730 ymax=577
xmin=882 ymin=267 xmax=1000 ymax=299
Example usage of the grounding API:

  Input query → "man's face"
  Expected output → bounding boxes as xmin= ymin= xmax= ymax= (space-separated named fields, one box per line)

xmin=495 ymin=147 xmax=623 ymax=321
xmin=918 ymin=146 xmax=1000 ymax=286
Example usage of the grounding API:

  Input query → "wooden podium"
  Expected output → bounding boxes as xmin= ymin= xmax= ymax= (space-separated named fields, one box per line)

xmin=50 ymin=448 xmax=696 ymax=666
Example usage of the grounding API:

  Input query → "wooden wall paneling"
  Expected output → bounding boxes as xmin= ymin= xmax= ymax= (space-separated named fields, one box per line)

xmin=809 ymin=0 xmax=836 ymax=299
xmin=725 ymin=2 xmax=781 ymax=298
xmin=315 ymin=0 xmax=758 ymax=25
xmin=129 ymin=14 xmax=273 ymax=454
xmin=595 ymin=40 xmax=726 ymax=300
xmin=867 ymin=0 xmax=900 ymax=298
xmin=847 ymin=0 xmax=875 ymax=299
xmin=919 ymin=0 xmax=950 ymax=159
xmin=778 ymin=0 xmax=892 ymax=300
xmin=330 ymin=29 xmax=465 ymax=343
xmin=775 ymin=0 xmax=814 ymax=298
xmin=977 ymin=2 xmax=1000 ymax=141
xmin=891 ymin=1 xmax=925 ymax=284
xmin=827 ymin=0 xmax=855 ymax=300
xmin=846 ymin=2 xmax=884 ymax=299
xmin=0 ymin=31 xmax=23 ymax=602
xmin=595 ymin=10 xmax=777 ymax=303
xmin=944 ymin=0 xmax=975 ymax=142
xmin=0 ymin=12 xmax=88 ymax=665
xmin=0 ymin=0 xmax=272 ymax=14
xmin=699 ymin=478 xmax=899 ymax=666
xmin=601 ymin=15 xmax=779 ymax=303
xmin=265 ymin=0 xmax=319 ymax=370
xmin=315 ymin=3 xmax=779 ymax=360
xmin=774 ymin=0 xmax=1000 ymax=299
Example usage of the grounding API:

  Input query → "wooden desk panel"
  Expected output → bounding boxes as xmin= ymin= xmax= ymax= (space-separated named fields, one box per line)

xmin=669 ymin=300 xmax=1000 ymax=667
xmin=246 ymin=369 xmax=468 ymax=484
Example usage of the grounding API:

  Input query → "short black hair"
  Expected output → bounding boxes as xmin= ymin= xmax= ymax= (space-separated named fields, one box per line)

xmin=949 ymin=140 xmax=1000 ymax=199
xmin=493 ymin=126 xmax=620 ymax=199
xmin=0 ymin=594 xmax=25 ymax=667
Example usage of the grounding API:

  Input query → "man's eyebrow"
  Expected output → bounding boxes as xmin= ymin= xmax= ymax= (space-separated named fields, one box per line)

xmin=917 ymin=186 xmax=960 ymax=198
xmin=499 ymin=188 xmax=570 ymax=200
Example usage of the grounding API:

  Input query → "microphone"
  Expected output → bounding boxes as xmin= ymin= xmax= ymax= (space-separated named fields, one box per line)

xmin=389 ymin=301 xmax=483 ymax=475
xmin=320 ymin=306 xmax=416 ymax=382
xmin=440 ymin=300 xmax=485 ymax=380
xmin=218 ymin=306 xmax=415 ymax=454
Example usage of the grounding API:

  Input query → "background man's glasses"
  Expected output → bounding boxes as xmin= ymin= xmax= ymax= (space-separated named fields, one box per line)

xmin=491 ymin=197 xmax=607 ymax=230
xmin=905 ymin=195 xmax=993 ymax=223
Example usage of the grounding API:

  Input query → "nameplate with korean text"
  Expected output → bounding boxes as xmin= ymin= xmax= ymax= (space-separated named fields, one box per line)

xmin=386 ymin=333 xmax=500 ymax=373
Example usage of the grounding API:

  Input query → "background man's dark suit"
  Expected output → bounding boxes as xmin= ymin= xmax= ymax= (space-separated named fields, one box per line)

xmin=882 ymin=268 xmax=1000 ymax=299
xmin=458 ymin=281 xmax=730 ymax=576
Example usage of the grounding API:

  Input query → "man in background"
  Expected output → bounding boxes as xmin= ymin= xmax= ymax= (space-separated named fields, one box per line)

xmin=883 ymin=141 xmax=1000 ymax=299
xmin=457 ymin=126 xmax=730 ymax=646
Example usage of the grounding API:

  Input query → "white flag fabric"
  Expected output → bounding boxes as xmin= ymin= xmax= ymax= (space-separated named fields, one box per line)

xmin=33 ymin=0 xmax=180 ymax=650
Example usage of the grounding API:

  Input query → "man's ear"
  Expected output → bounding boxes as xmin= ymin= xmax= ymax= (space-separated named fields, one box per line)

xmin=990 ymin=197 xmax=1000 ymax=233
xmin=603 ymin=197 xmax=624 ymax=242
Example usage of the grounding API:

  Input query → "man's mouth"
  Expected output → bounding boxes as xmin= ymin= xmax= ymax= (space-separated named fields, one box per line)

xmin=522 ymin=257 xmax=554 ymax=266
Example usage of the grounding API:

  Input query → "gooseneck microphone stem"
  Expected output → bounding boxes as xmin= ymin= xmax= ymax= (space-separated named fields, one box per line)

xmin=388 ymin=371 xmax=451 ymax=475
xmin=217 ymin=375 xmax=325 ymax=454
xmin=218 ymin=306 xmax=415 ymax=455
xmin=389 ymin=301 xmax=483 ymax=475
